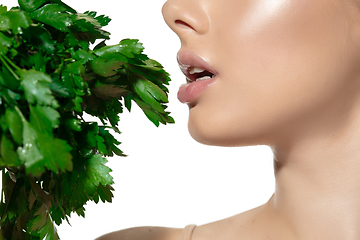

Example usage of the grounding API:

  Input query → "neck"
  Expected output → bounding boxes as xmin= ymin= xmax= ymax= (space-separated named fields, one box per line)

xmin=268 ymin=117 xmax=360 ymax=240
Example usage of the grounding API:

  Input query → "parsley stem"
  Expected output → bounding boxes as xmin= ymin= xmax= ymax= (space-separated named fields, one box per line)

xmin=14 ymin=106 xmax=26 ymax=123
xmin=0 ymin=55 xmax=20 ymax=81
xmin=2 ymin=55 xmax=21 ymax=72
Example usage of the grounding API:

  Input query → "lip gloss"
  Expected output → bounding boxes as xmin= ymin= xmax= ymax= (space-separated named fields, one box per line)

xmin=177 ymin=78 xmax=216 ymax=103
xmin=177 ymin=50 xmax=218 ymax=103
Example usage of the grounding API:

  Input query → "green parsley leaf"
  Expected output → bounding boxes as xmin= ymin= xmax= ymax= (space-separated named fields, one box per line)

xmin=16 ymin=108 xmax=44 ymax=175
xmin=0 ymin=9 xmax=31 ymax=34
xmin=0 ymin=32 xmax=13 ymax=56
xmin=29 ymin=4 xmax=72 ymax=32
xmin=1 ymin=134 xmax=21 ymax=167
xmin=0 ymin=0 xmax=174 ymax=238
xmin=0 ymin=5 xmax=7 ymax=15
xmin=18 ymin=0 xmax=47 ymax=12
xmin=90 ymin=53 xmax=126 ymax=77
xmin=133 ymin=77 xmax=167 ymax=113
xmin=5 ymin=108 xmax=23 ymax=145
xmin=29 ymin=104 xmax=60 ymax=134
xmin=19 ymin=69 xmax=59 ymax=108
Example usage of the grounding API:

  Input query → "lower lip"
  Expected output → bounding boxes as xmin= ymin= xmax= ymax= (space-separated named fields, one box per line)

xmin=177 ymin=78 xmax=216 ymax=103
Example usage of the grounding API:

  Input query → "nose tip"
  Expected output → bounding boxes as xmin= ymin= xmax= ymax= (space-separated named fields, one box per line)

xmin=162 ymin=0 xmax=210 ymax=35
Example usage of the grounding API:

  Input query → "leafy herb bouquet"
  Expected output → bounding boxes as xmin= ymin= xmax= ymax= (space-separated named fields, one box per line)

xmin=0 ymin=0 xmax=174 ymax=239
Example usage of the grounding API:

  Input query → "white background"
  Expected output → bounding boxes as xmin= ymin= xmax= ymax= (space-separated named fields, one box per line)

xmin=1 ymin=0 xmax=275 ymax=239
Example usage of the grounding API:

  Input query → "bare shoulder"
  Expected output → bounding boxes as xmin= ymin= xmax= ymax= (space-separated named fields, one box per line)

xmin=191 ymin=205 xmax=266 ymax=240
xmin=191 ymin=203 xmax=295 ymax=240
xmin=95 ymin=226 xmax=183 ymax=240
xmin=95 ymin=205 xmax=265 ymax=240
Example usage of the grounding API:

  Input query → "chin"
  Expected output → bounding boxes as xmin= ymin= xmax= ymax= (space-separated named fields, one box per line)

xmin=186 ymin=102 xmax=277 ymax=147
xmin=187 ymin=118 xmax=268 ymax=147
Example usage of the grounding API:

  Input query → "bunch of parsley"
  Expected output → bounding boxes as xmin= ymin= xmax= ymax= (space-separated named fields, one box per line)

xmin=0 ymin=0 xmax=174 ymax=239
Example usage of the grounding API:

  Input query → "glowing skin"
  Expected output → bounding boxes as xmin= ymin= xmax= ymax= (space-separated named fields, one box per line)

xmin=162 ymin=0 xmax=360 ymax=239
xmin=164 ymin=0 xmax=360 ymax=148
xmin=97 ymin=1 xmax=360 ymax=240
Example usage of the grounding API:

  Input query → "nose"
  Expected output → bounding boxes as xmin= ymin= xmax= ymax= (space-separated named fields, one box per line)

xmin=162 ymin=0 xmax=210 ymax=36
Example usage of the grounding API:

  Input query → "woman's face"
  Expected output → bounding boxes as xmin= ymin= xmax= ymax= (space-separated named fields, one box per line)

xmin=162 ymin=0 xmax=360 ymax=147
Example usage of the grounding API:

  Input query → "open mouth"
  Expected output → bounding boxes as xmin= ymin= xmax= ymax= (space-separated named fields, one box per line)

xmin=177 ymin=50 xmax=218 ymax=84
xmin=176 ymin=50 xmax=218 ymax=103
xmin=187 ymin=66 xmax=216 ymax=83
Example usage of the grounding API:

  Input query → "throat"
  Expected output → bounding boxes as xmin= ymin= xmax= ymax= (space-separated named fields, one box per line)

xmin=270 ymin=151 xmax=360 ymax=240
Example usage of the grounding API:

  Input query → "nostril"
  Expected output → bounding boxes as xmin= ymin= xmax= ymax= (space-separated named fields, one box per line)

xmin=175 ymin=20 xmax=195 ymax=31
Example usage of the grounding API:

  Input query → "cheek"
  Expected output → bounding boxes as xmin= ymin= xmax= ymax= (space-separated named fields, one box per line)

xmin=187 ymin=0 xmax=358 ymax=146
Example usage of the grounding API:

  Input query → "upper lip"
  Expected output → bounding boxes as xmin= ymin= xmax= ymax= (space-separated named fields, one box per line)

xmin=177 ymin=50 xmax=218 ymax=83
